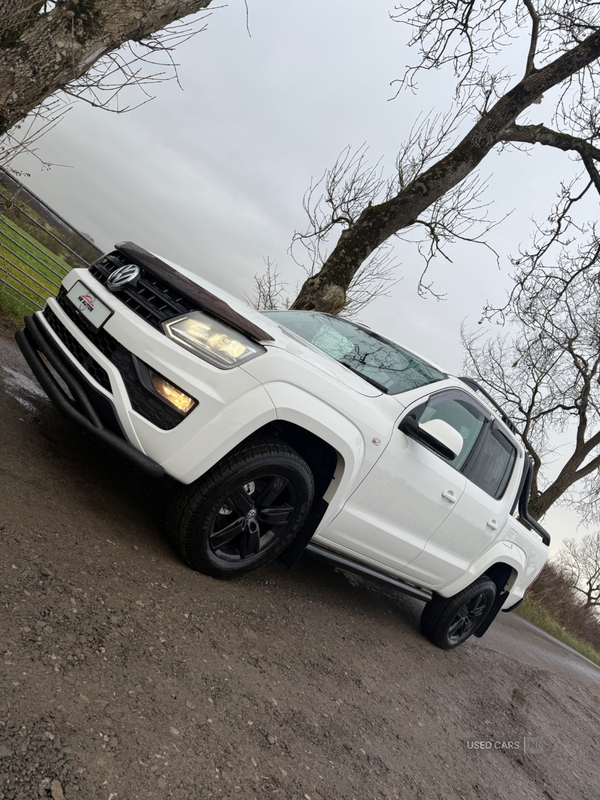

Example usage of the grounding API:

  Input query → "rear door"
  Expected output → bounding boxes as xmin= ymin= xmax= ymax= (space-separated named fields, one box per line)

xmin=403 ymin=423 xmax=520 ymax=586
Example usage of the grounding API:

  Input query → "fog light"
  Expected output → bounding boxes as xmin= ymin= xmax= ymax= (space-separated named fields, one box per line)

xmin=150 ymin=374 xmax=196 ymax=414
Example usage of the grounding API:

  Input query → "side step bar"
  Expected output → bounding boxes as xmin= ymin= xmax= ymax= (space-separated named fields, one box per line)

xmin=305 ymin=543 xmax=433 ymax=602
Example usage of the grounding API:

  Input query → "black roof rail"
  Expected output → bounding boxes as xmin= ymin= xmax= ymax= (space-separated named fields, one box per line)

xmin=458 ymin=376 xmax=519 ymax=435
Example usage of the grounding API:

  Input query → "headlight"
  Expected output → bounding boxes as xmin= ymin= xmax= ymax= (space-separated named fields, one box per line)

xmin=162 ymin=311 xmax=265 ymax=368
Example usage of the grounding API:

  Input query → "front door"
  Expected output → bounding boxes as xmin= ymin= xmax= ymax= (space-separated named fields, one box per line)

xmin=317 ymin=390 xmax=489 ymax=578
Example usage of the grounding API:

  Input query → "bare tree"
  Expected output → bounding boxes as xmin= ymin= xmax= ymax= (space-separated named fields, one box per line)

xmin=557 ymin=533 xmax=600 ymax=609
xmin=245 ymin=258 xmax=291 ymax=312
xmin=290 ymin=2 xmax=600 ymax=314
xmin=463 ymin=183 xmax=600 ymax=521
xmin=0 ymin=0 xmax=214 ymax=157
xmin=249 ymin=148 xmax=402 ymax=316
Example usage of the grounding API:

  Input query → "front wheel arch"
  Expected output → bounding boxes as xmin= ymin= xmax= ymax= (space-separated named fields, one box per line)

xmin=242 ymin=420 xmax=340 ymax=500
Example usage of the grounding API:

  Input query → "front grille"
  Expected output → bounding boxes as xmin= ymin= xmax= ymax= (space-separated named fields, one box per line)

xmin=43 ymin=306 xmax=111 ymax=392
xmin=47 ymin=290 xmax=185 ymax=431
xmin=55 ymin=287 xmax=120 ymax=361
xmin=89 ymin=252 xmax=196 ymax=330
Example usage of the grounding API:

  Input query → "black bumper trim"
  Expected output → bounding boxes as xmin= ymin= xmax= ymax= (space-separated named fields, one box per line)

xmin=16 ymin=316 xmax=165 ymax=479
xmin=24 ymin=312 xmax=104 ymax=428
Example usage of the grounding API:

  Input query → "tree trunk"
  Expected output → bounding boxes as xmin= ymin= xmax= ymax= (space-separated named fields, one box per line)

xmin=290 ymin=29 xmax=600 ymax=313
xmin=0 ymin=0 xmax=214 ymax=137
xmin=529 ymin=481 xmax=574 ymax=520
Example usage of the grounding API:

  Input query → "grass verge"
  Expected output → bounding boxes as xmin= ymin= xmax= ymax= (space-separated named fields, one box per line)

xmin=0 ymin=292 xmax=28 ymax=324
xmin=516 ymin=595 xmax=600 ymax=668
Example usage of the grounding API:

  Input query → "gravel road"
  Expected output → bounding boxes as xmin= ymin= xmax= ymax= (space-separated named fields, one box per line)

xmin=2 ymin=312 xmax=600 ymax=800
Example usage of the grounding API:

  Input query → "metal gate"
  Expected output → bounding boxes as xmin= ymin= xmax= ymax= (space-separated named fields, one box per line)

xmin=0 ymin=168 xmax=102 ymax=316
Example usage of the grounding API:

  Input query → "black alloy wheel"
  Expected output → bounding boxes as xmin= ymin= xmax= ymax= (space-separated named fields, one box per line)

xmin=209 ymin=473 xmax=298 ymax=561
xmin=168 ymin=441 xmax=314 ymax=578
xmin=420 ymin=576 xmax=497 ymax=650
xmin=445 ymin=591 xmax=492 ymax=644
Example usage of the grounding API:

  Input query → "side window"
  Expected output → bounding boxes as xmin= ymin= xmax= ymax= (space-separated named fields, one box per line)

xmin=416 ymin=391 xmax=486 ymax=470
xmin=467 ymin=424 xmax=517 ymax=499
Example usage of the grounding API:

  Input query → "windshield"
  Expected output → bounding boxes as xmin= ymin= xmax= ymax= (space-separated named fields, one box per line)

xmin=265 ymin=311 xmax=446 ymax=395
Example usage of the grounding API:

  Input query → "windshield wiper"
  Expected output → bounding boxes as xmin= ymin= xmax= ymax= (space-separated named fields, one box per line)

xmin=339 ymin=360 xmax=389 ymax=393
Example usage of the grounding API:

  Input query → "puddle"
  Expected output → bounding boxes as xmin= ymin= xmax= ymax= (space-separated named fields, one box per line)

xmin=0 ymin=365 xmax=47 ymax=412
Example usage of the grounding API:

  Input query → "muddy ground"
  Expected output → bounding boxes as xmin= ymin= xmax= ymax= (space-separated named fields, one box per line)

xmin=1 ymin=311 xmax=600 ymax=800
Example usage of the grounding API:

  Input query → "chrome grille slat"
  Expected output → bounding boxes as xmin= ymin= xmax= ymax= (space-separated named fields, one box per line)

xmin=88 ymin=251 xmax=196 ymax=329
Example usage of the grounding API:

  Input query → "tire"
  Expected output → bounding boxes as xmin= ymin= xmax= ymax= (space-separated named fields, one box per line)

xmin=168 ymin=441 xmax=315 ymax=578
xmin=420 ymin=576 xmax=496 ymax=650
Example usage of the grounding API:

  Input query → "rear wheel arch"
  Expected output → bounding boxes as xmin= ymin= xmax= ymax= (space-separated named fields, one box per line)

xmin=484 ymin=562 xmax=517 ymax=594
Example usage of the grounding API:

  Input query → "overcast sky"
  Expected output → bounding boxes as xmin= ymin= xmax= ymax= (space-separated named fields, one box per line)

xmin=10 ymin=0 xmax=573 ymax=367
xmin=7 ymin=0 xmax=588 ymax=548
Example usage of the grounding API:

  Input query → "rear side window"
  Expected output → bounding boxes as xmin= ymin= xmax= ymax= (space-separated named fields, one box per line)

xmin=467 ymin=425 xmax=517 ymax=499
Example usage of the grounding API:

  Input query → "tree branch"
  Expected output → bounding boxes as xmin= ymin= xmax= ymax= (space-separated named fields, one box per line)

xmin=522 ymin=0 xmax=541 ymax=78
xmin=291 ymin=24 xmax=600 ymax=311
xmin=500 ymin=122 xmax=600 ymax=163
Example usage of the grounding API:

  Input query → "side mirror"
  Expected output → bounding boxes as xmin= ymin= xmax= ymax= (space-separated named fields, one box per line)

xmin=399 ymin=416 xmax=463 ymax=461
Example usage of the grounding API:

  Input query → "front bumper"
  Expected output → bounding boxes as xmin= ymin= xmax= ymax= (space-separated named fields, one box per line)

xmin=16 ymin=314 xmax=165 ymax=478
xmin=16 ymin=266 xmax=278 ymax=485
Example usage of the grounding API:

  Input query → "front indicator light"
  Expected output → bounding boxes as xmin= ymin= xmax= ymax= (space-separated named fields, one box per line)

xmin=162 ymin=311 xmax=265 ymax=368
xmin=150 ymin=373 xmax=196 ymax=414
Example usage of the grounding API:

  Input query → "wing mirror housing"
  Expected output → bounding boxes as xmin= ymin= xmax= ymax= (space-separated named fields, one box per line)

xmin=399 ymin=416 xmax=463 ymax=461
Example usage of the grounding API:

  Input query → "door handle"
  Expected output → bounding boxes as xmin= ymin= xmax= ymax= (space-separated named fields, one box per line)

xmin=487 ymin=519 xmax=499 ymax=531
xmin=442 ymin=490 xmax=457 ymax=503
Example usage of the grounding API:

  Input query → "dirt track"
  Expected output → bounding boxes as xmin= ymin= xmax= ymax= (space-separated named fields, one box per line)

xmin=1 ymin=312 xmax=600 ymax=800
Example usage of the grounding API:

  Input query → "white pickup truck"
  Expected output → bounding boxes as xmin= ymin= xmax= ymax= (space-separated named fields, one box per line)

xmin=16 ymin=242 xmax=550 ymax=649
